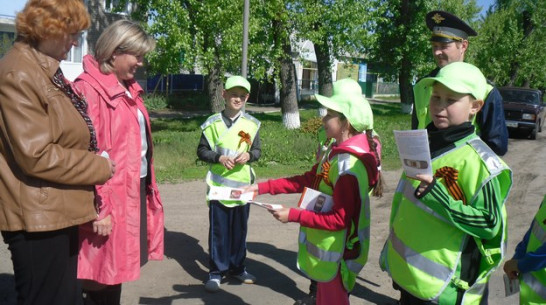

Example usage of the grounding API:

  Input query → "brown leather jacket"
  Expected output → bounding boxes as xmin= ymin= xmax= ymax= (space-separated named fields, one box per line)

xmin=0 ymin=42 xmax=111 ymax=232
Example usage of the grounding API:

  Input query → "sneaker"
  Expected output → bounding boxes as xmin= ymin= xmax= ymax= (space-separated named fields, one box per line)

xmin=233 ymin=271 xmax=256 ymax=284
xmin=293 ymin=294 xmax=316 ymax=305
xmin=205 ymin=275 xmax=221 ymax=292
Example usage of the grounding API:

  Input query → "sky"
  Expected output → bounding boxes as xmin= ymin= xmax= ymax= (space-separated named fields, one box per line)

xmin=0 ymin=0 xmax=497 ymax=18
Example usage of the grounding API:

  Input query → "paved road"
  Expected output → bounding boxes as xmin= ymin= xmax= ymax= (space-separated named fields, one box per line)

xmin=0 ymin=130 xmax=544 ymax=304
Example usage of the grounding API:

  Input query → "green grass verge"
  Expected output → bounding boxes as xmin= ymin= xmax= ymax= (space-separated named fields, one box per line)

xmin=151 ymin=102 xmax=410 ymax=183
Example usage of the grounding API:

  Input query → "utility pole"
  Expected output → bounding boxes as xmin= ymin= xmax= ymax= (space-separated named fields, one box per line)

xmin=241 ymin=0 xmax=249 ymax=77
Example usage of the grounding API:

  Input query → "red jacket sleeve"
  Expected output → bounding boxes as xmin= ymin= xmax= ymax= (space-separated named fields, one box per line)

xmin=288 ymin=174 xmax=360 ymax=231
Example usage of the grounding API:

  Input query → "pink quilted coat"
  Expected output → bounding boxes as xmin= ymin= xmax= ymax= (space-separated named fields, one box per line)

xmin=75 ymin=55 xmax=164 ymax=285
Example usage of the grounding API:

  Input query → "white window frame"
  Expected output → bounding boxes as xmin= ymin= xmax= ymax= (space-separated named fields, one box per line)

xmin=65 ymin=31 xmax=87 ymax=63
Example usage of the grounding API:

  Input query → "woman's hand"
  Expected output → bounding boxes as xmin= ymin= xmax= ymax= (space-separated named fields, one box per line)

xmin=93 ymin=215 xmax=112 ymax=236
xmin=269 ymin=207 xmax=290 ymax=223
xmin=234 ymin=152 xmax=250 ymax=165
xmin=107 ymin=159 xmax=116 ymax=178
xmin=219 ymin=155 xmax=235 ymax=170
xmin=503 ymin=259 xmax=520 ymax=280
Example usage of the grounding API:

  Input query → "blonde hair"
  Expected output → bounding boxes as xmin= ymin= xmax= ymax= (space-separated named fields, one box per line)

xmin=16 ymin=0 xmax=90 ymax=44
xmin=94 ymin=20 xmax=156 ymax=74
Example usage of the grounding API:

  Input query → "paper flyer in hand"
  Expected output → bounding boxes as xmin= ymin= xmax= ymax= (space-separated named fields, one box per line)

xmin=248 ymin=201 xmax=283 ymax=210
xmin=503 ymin=274 xmax=519 ymax=297
xmin=393 ymin=129 xmax=433 ymax=179
xmin=208 ymin=186 xmax=256 ymax=201
xmin=297 ymin=187 xmax=333 ymax=213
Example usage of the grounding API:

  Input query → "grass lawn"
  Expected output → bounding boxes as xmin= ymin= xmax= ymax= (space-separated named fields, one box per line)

xmin=150 ymin=102 xmax=410 ymax=183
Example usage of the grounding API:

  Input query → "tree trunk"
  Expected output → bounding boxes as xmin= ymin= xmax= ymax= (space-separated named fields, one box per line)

xmin=399 ymin=57 xmax=414 ymax=114
xmin=206 ymin=59 xmax=224 ymax=113
xmin=398 ymin=0 xmax=414 ymax=114
xmin=279 ymin=45 xmax=300 ymax=129
xmin=314 ymin=41 xmax=333 ymax=97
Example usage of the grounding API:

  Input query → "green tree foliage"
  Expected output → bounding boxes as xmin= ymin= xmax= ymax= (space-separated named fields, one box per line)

xmin=293 ymin=0 xmax=371 ymax=96
xmin=365 ymin=0 xmax=432 ymax=107
xmin=366 ymin=0 xmax=480 ymax=108
xmin=469 ymin=0 xmax=545 ymax=89
xmin=131 ymin=0 xmax=249 ymax=112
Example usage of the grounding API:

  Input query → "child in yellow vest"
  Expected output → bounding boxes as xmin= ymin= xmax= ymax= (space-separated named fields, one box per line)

xmin=245 ymin=78 xmax=382 ymax=305
xmin=197 ymin=76 xmax=261 ymax=292
xmin=380 ymin=62 xmax=512 ymax=305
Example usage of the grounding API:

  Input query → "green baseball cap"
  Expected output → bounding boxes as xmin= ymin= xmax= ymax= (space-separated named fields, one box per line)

xmin=418 ymin=62 xmax=487 ymax=100
xmin=225 ymin=75 xmax=251 ymax=93
xmin=315 ymin=78 xmax=374 ymax=132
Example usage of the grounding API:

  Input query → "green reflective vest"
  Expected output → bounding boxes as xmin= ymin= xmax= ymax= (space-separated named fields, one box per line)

xmin=201 ymin=112 xmax=260 ymax=206
xmin=520 ymin=195 xmax=546 ymax=305
xmin=413 ymin=79 xmax=493 ymax=133
xmin=381 ymin=135 xmax=511 ymax=304
xmin=297 ymin=146 xmax=371 ymax=292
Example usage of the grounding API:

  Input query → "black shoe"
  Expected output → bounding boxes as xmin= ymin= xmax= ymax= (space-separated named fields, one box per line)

xmin=293 ymin=294 xmax=316 ymax=305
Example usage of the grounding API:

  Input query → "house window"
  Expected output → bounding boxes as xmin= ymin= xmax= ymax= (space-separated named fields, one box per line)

xmin=65 ymin=32 xmax=86 ymax=63
xmin=104 ymin=0 xmax=133 ymax=15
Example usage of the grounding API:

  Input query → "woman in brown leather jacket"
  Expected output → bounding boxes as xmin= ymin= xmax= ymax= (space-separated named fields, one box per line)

xmin=0 ymin=1 xmax=115 ymax=304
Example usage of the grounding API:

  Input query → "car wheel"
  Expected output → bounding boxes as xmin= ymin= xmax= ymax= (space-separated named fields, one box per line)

xmin=530 ymin=127 xmax=537 ymax=140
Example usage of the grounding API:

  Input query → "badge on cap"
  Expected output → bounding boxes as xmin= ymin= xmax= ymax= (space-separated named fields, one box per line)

xmin=431 ymin=13 xmax=445 ymax=24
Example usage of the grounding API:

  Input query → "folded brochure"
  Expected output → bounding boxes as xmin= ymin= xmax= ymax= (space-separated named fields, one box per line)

xmin=208 ymin=185 xmax=256 ymax=201
xmin=248 ymin=200 xmax=283 ymax=210
xmin=393 ymin=129 xmax=433 ymax=179
xmin=297 ymin=187 xmax=333 ymax=213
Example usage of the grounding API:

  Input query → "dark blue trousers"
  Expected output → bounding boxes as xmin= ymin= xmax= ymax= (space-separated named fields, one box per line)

xmin=208 ymin=200 xmax=250 ymax=276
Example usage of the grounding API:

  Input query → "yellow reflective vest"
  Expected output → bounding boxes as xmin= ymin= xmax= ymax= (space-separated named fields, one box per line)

xmin=201 ymin=112 xmax=260 ymax=206
xmin=520 ymin=195 xmax=546 ymax=305
xmin=297 ymin=145 xmax=372 ymax=292
xmin=381 ymin=135 xmax=511 ymax=304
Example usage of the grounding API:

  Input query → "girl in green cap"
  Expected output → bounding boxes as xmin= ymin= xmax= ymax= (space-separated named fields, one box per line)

xmin=244 ymin=78 xmax=383 ymax=305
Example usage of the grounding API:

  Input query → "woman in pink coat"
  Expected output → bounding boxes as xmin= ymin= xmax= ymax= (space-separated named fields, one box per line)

xmin=75 ymin=20 xmax=164 ymax=305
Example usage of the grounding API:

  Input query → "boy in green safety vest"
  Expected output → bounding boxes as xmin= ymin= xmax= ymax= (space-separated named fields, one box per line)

xmin=197 ymin=75 xmax=261 ymax=292
xmin=244 ymin=78 xmax=383 ymax=305
xmin=504 ymin=195 xmax=546 ymax=305
xmin=380 ymin=62 xmax=512 ymax=305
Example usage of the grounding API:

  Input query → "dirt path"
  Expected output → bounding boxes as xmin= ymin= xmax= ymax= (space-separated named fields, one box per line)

xmin=0 ymin=131 xmax=544 ymax=305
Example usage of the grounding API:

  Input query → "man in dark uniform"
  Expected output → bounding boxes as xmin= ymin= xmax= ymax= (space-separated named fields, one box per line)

xmin=412 ymin=10 xmax=508 ymax=156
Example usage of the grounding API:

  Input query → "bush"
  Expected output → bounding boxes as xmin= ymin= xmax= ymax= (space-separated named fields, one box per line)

xmin=167 ymin=91 xmax=210 ymax=111
xmin=143 ymin=94 xmax=168 ymax=111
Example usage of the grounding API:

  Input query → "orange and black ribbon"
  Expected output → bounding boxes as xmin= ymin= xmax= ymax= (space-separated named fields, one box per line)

xmin=238 ymin=131 xmax=252 ymax=149
xmin=434 ymin=166 xmax=466 ymax=205
xmin=313 ymin=161 xmax=333 ymax=189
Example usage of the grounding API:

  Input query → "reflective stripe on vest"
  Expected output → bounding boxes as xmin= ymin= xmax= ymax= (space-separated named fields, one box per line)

xmin=531 ymin=220 xmax=546 ymax=244
xmin=206 ymin=171 xmax=250 ymax=188
xmin=520 ymin=196 xmax=546 ymax=304
xmin=298 ymin=230 xmax=342 ymax=263
xmin=521 ymin=273 xmax=546 ymax=301
xmin=389 ymin=228 xmax=454 ymax=282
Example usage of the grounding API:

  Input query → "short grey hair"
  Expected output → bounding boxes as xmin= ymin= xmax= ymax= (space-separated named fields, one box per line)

xmin=94 ymin=19 xmax=156 ymax=74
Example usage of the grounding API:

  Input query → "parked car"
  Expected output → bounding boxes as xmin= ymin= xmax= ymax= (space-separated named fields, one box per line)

xmin=499 ymin=87 xmax=545 ymax=140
